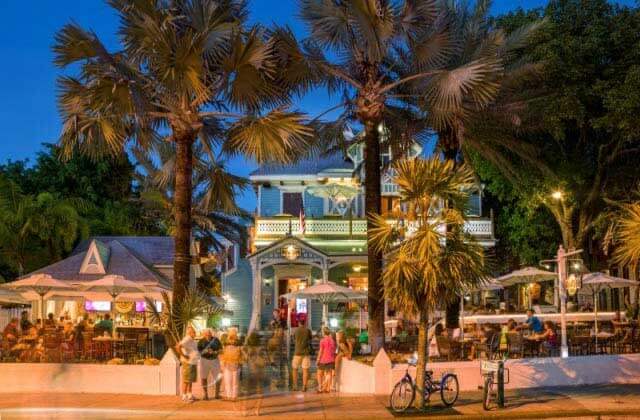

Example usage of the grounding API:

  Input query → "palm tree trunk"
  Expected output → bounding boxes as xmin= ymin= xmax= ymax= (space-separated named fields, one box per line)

xmin=443 ymin=143 xmax=460 ymax=333
xmin=173 ymin=134 xmax=195 ymax=332
xmin=415 ymin=306 xmax=429 ymax=409
xmin=364 ymin=120 xmax=385 ymax=353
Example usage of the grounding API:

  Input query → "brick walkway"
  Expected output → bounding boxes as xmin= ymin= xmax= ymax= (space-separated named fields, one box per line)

xmin=0 ymin=385 xmax=639 ymax=419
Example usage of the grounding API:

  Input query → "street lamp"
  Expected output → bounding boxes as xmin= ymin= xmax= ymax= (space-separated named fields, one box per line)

xmin=541 ymin=245 xmax=583 ymax=358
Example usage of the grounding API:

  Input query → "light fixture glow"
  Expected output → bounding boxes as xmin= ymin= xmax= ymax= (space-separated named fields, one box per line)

xmin=353 ymin=265 xmax=362 ymax=273
xmin=221 ymin=317 xmax=231 ymax=327
xmin=329 ymin=318 xmax=339 ymax=328
xmin=551 ymin=191 xmax=564 ymax=200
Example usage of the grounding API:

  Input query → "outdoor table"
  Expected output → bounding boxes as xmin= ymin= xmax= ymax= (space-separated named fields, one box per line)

xmin=524 ymin=336 xmax=543 ymax=357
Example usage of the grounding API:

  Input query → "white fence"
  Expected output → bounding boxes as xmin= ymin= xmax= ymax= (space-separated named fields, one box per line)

xmin=339 ymin=349 xmax=640 ymax=395
xmin=0 ymin=351 xmax=179 ymax=395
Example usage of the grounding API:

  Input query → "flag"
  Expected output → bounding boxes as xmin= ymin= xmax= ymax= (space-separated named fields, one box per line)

xmin=299 ymin=208 xmax=306 ymax=234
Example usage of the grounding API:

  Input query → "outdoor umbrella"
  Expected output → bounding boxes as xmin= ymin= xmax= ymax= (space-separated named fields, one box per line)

xmin=2 ymin=274 xmax=74 ymax=321
xmin=578 ymin=272 xmax=637 ymax=346
xmin=80 ymin=275 xmax=145 ymax=335
xmin=0 ymin=288 xmax=28 ymax=305
xmin=284 ymin=281 xmax=367 ymax=326
xmin=496 ymin=266 xmax=556 ymax=309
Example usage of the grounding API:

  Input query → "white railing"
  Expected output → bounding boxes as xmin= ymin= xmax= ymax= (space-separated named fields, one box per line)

xmin=255 ymin=218 xmax=493 ymax=238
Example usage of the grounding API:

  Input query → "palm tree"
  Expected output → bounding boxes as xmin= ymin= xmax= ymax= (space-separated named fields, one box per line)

xmin=134 ymin=141 xmax=250 ymax=254
xmin=53 ymin=0 xmax=313 ymax=310
xmin=614 ymin=202 xmax=640 ymax=272
xmin=369 ymin=157 xmax=488 ymax=408
xmin=0 ymin=177 xmax=87 ymax=276
xmin=298 ymin=0 xmax=537 ymax=351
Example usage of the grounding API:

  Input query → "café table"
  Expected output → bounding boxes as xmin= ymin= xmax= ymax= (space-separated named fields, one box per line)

xmin=590 ymin=331 xmax=614 ymax=354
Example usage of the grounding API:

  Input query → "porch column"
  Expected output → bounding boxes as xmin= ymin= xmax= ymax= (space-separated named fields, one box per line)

xmin=248 ymin=259 xmax=262 ymax=333
xmin=322 ymin=261 xmax=329 ymax=326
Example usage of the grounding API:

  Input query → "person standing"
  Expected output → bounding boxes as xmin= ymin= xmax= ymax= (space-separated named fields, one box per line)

xmin=316 ymin=327 xmax=336 ymax=393
xmin=197 ymin=328 xmax=222 ymax=400
xmin=334 ymin=330 xmax=353 ymax=392
xmin=19 ymin=311 xmax=32 ymax=334
xmin=291 ymin=318 xmax=312 ymax=392
xmin=220 ymin=327 xmax=242 ymax=401
xmin=176 ymin=325 xmax=200 ymax=402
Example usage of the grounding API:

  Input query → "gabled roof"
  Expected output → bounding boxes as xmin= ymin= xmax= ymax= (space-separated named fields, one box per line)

xmin=250 ymin=152 xmax=353 ymax=178
xmin=73 ymin=236 xmax=174 ymax=266
xmin=27 ymin=237 xmax=173 ymax=289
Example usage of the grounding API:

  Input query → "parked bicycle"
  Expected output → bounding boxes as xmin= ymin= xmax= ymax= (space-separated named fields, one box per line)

xmin=389 ymin=358 xmax=459 ymax=413
xmin=481 ymin=360 xmax=509 ymax=411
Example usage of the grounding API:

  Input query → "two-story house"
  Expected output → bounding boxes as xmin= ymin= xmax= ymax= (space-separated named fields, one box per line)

xmin=221 ymin=145 xmax=496 ymax=333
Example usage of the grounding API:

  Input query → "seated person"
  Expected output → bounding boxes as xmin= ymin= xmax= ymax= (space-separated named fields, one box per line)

xmin=44 ymin=313 xmax=57 ymax=328
xmin=3 ymin=318 xmax=19 ymax=345
xmin=506 ymin=318 xmax=518 ymax=332
xmin=516 ymin=309 xmax=544 ymax=334
xmin=534 ymin=321 xmax=558 ymax=353
xmin=19 ymin=311 xmax=32 ymax=334
xmin=94 ymin=314 xmax=113 ymax=335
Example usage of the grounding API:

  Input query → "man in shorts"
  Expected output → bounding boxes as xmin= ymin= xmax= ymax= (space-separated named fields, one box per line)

xmin=197 ymin=328 xmax=222 ymax=400
xmin=176 ymin=325 xmax=200 ymax=402
xmin=291 ymin=318 xmax=312 ymax=392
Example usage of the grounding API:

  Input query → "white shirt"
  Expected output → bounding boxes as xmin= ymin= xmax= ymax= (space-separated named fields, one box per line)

xmin=179 ymin=335 xmax=200 ymax=365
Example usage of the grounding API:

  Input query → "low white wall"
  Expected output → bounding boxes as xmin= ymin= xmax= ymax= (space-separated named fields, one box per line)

xmin=339 ymin=350 xmax=640 ymax=395
xmin=337 ymin=358 xmax=376 ymax=394
xmin=0 ymin=351 xmax=179 ymax=396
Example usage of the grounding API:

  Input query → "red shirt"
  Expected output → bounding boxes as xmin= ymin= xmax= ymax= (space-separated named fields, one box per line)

xmin=319 ymin=336 xmax=336 ymax=364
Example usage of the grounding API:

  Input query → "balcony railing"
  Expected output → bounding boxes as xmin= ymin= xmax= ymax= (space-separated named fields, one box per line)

xmin=255 ymin=218 xmax=493 ymax=238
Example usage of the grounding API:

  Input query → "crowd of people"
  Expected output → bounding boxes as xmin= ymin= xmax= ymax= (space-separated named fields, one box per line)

xmin=175 ymin=318 xmax=355 ymax=403
xmin=1 ymin=311 xmax=123 ymax=362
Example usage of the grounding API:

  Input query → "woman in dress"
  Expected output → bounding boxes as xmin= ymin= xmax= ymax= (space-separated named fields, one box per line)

xmin=316 ymin=327 xmax=336 ymax=393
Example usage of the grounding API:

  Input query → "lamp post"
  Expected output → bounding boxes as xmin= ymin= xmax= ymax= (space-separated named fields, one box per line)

xmin=542 ymin=245 xmax=583 ymax=358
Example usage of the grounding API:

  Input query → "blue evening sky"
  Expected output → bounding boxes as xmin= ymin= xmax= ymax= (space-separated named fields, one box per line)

xmin=0 ymin=0 xmax=631 ymax=210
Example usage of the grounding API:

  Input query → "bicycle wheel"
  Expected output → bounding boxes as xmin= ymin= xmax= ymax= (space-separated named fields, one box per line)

xmin=390 ymin=379 xmax=415 ymax=413
xmin=440 ymin=374 xmax=459 ymax=407
xmin=482 ymin=376 xmax=494 ymax=411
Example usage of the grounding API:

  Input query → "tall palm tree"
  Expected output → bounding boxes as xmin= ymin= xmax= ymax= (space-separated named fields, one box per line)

xmin=53 ymin=0 xmax=313 ymax=309
xmin=369 ymin=157 xmax=488 ymax=408
xmin=134 ymin=141 xmax=250 ymax=254
xmin=298 ymin=0 xmax=532 ymax=350
xmin=614 ymin=202 xmax=640 ymax=272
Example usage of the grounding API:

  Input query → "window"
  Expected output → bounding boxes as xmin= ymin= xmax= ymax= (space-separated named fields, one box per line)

xmin=380 ymin=197 xmax=399 ymax=216
xmin=282 ymin=192 xmax=303 ymax=216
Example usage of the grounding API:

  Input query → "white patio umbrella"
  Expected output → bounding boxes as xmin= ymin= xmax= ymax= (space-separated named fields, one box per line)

xmin=578 ymin=272 xmax=637 ymax=346
xmin=496 ymin=266 xmax=556 ymax=309
xmin=80 ymin=275 xmax=145 ymax=335
xmin=284 ymin=281 xmax=367 ymax=325
xmin=0 ymin=288 xmax=28 ymax=305
xmin=2 ymin=274 xmax=74 ymax=321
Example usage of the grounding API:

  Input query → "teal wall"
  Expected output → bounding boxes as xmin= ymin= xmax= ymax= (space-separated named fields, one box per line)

xmin=222 ymin=259 xmax=253 ymax=333
xmin=304 ymin=191 xmax=324 ymax=218
xmin=260 ymin=186 xmax=280 ymax=216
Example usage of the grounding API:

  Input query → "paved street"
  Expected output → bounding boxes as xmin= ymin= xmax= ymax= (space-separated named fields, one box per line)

xmin=0 ymin=385 xmax=640 ymax=419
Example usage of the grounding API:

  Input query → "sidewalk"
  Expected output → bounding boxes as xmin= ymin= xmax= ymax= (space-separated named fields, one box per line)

xmin=0 ymin=385 xmax=639 ymax=419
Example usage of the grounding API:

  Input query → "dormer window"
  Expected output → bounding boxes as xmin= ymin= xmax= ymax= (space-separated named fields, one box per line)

xmin=79 ymin=240 xmax=110 ymax=274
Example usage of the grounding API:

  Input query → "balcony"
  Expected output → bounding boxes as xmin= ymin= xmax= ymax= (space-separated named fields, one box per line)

xmin=254 ymin=217 xmax=494 ymax=242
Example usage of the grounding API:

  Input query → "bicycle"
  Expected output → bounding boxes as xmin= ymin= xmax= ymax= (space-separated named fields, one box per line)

xmin=389 ymin=359 xmax=459 ymax=413
xmin=481 ymin=361 xmax=509 ymax=411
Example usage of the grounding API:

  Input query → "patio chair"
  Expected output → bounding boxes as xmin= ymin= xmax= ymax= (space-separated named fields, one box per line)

xmin=81 ymin=331 xmax=95 ymax=360
xmin=569 ymin=335 xmax=592 ymax=356
xmin=506 ymin=332 xmax=524 ymax=358
xmin=43 ymin=332 xmax=62 ymax=362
